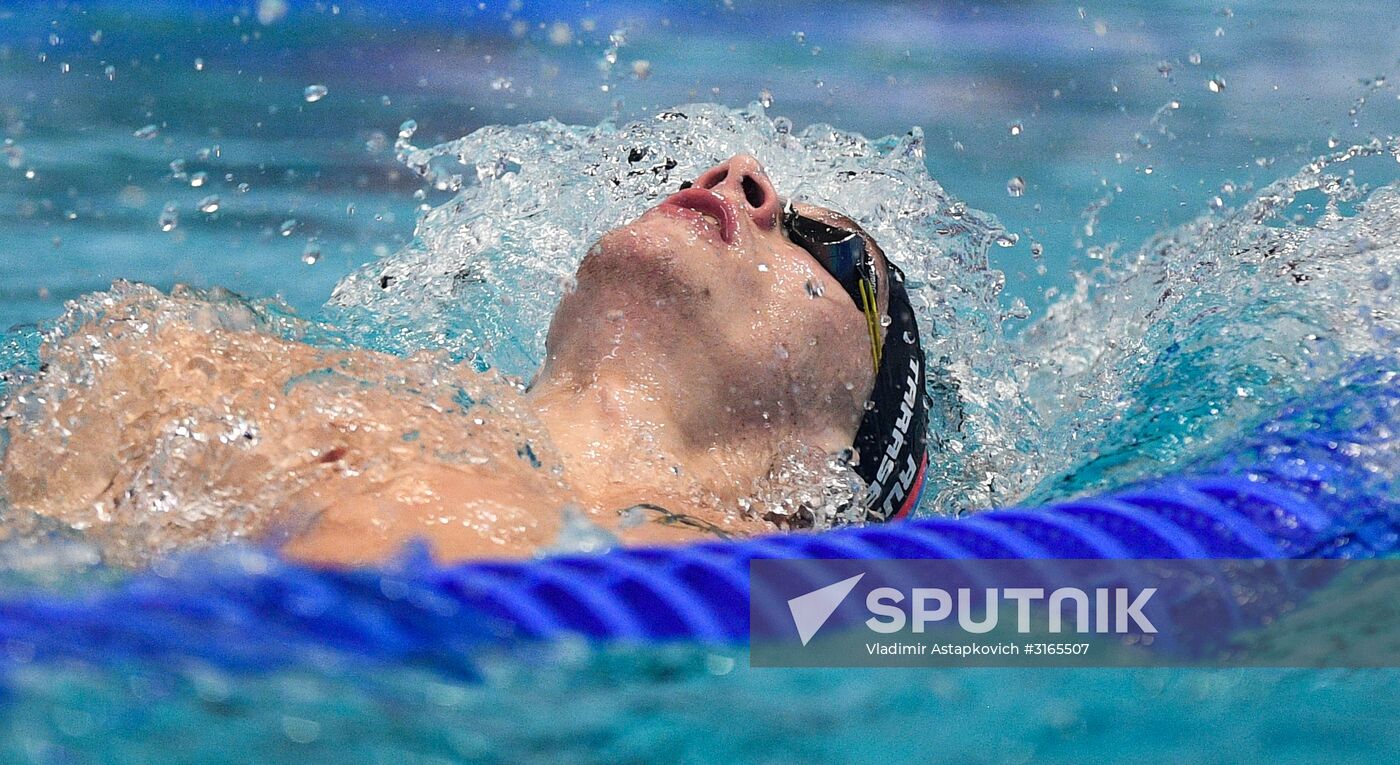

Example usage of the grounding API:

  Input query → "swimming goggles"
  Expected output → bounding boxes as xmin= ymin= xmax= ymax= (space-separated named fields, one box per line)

xmin=780 ymin=203 xmax=884 ymax=371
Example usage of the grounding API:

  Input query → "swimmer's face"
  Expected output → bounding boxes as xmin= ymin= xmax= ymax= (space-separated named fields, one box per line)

xmin=543 ymin=154 xmax=889 ymax=452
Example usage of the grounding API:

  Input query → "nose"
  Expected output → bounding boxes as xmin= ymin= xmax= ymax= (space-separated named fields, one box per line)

xmin=690 ymin=154 xmax=781 ymax=230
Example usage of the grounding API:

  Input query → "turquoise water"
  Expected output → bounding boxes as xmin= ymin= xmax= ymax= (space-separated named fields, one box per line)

xmin=2 ymin=1 xmax=1400 ymax=762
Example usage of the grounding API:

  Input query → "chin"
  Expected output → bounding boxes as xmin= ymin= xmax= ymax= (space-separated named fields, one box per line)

xmin=547 ymin=226 xmax=714 ymax=361
xmin=574 ymin=217 xmax=719 ymax=304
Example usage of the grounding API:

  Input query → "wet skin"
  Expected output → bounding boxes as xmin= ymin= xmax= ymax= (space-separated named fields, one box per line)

xmin=2 ymin=155 xmax=891 ymax=565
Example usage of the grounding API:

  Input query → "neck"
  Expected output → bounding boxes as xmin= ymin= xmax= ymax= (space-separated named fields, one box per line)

xmin=525 ymin=368 xmax=773 ymax=512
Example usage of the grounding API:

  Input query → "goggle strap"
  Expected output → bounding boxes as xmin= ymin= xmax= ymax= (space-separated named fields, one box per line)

xmin=859 ymin=278 xmax=882 ymax=371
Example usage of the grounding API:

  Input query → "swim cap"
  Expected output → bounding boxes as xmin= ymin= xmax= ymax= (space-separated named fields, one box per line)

xmin=851 ymin=263 xmax=929 ymax=521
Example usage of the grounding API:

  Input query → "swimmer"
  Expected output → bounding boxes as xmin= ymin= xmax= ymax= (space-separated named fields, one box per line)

xmin=1 ymin=154 xmax=928 ymax=565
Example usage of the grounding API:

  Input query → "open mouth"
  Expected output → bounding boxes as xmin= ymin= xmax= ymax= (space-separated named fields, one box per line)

xmin=658 ymin=187 xmax=738 ymax=244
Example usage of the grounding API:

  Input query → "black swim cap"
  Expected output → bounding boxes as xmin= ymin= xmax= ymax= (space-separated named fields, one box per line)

xmin=851 ymin=263 xmax=929 ymax=521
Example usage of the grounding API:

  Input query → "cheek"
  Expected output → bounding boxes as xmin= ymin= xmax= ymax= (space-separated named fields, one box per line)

xmin=764 ymin=258 xmax=870 ymax=352
xmin=759 ymin=274 xmax=874 ymax=386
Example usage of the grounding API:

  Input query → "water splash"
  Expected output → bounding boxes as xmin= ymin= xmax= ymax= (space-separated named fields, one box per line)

xmin=0 ymin=283 xmax=555 ymax=566
xmin=330 ymin=102 xmax=1029 ymax=514
xmin=6 ymin=105 xmax=1400 ymax=559
xmin=1015 ymin=137 xmax=1400 ymax=503
xmin=344 ymin=108 xmax=1400 ymax=517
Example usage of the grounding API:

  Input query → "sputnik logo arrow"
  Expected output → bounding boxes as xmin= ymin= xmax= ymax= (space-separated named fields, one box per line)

xmin=787 ymin=573 xmax=865 ymax=646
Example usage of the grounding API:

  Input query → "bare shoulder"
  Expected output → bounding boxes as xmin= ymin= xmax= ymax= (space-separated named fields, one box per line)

xmin=1 ymin=285 xmax=561 ymax=565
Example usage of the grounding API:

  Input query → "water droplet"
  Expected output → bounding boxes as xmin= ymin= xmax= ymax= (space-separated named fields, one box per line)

xmin=759 ymin=89 xmax=773 ymax=108
xmin=901 ymin=330 xmax=916 ymax=344
xmin=398 ymin=119 xmax=417 ymax=140
xmin=547 ymin=21 xmax=573 ymax=46
xmin=804 ymin=279 xmax=825 ymax=298
xmin=3 ymin=144 xmax=24 ymax=169
xmin=303 ymin=84 xmax=328 ymax=102
xmin=1006 ymin=176 xmax=1025 ymax=197
xmin=1327 ymin=135 xmax=1340 ymax=149
xmin=133 ymin=124 xmax=160 ymax=140
xmin=104 ymin=64 xmax=116 ymax=81
xmin=1008 ymin=121 xmax=1023 ymax=137
xmin=1030 ymin=242 xmax=1044 ymax=257
xmin=1209 ymin=196 xmax=1225 ymax=210
xmin=706 ymin=653 xmax=735 ymax=676
xmin=490 ymin=76 xmax=512 ymax=91
xmin=301 ymin=241 xmax=321 ymax=265
xmin=994 ymin=232 xmax=1019 ymax=247
xmin=793 ymin=31 xmax=806 ymax=44
xmin=1156 ymin=60 xmax=1173 ymax=78
xmin=1206 ymin=77 xmax=1225 ymax=93
xmin=756 ymin=263 xmax=769 ymax=273
xmin=879 ymin=314 xmax=892 ymax=328
xmin=189 ymin=171 xmax=208 ymax=188
xmin=631 ymin=60 xmax=651 ymax=79
xmin=158 ymin=204 xmax=178 ymax=232
xmin=197 ymin=195 xmax=220 ymax=214
xmin=237 ymin=182 xmax=251 ymax=193
xmin=1188 ymin=51 xmax=1202 ymax=65
xmin=194 ymin=57 xmax=205 ymax=71
xmin=257 ymin=0 xmax=289 ymax=25
xmin=279 ymin=219 xmax=297 ymax=236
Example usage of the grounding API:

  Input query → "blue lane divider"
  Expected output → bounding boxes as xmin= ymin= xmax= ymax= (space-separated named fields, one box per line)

xmin=447 ymin=479 xmax=1382 ymax=644
xmin=0 ymin=361 xmax=1396 ymax=673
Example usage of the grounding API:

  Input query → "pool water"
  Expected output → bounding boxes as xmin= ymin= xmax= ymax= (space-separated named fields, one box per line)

xmin=1 ymin=1 xmax=1399 ymax=762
